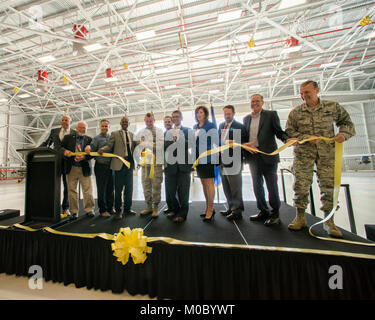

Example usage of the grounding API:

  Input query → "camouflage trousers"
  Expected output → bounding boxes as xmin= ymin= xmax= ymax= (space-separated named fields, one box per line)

xmin=292 ymin=144 xmax=335 ymax=214
xmin=141 ymin=164 xmax=163 ymax=209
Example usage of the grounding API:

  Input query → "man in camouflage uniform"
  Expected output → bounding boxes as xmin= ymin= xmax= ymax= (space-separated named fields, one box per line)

xmin=285 ymin=80 xmax=355 ymax=238
xmin=136 ymin=113 xmax=164 ymax=218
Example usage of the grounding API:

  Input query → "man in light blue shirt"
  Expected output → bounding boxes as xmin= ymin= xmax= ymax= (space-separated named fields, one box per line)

xmin=86 ymin=119 xmax=114 ymax=217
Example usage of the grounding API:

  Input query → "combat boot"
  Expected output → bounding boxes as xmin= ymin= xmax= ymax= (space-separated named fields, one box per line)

xmin=140 ymin=207 xmax=153 ymax=215
xmin=288 ymin=210 xmax=307 ymax=231
xmin=151 ymin=207 xmax=159 ymax=218
xmin=323 ymin=217 xmax=343 ymax=238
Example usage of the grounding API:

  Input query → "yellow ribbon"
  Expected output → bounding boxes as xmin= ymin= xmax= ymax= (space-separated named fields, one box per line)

xmin=111 ymin=227 xmax=152 ymax=265
xmin=192 ymin=136 xmax=333 ymax=169
xmin=139 ymin=149 xmax=155 ymax=179
xmin=70 ymin=152 xmax=130 ymax=169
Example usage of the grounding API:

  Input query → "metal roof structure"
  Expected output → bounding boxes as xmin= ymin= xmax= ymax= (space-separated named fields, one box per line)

xmin=0 ymin=0 xmax=375 ymax=166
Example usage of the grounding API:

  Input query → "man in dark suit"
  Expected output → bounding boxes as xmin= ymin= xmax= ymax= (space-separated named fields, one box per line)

xmin=61 ymin=121 xmax=95 ymax=220
xmin=40 ymin=115 xmax=75 ymax=216
xmin=164 ymin=110 xmax=193 ymax=223
xmin=243 ymin=94 xmax=289 ymax=226
xmin=98 ymin=115 xmax=136 ymax=220
xmin=163 ymin=115 xmax=174 ymax=215
xmin=218 ymin=105 xmax=247 ymax=221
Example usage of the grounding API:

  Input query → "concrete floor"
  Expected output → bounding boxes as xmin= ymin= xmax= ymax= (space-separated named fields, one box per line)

xmin=0 ymin=169 xmax=374 ymax=299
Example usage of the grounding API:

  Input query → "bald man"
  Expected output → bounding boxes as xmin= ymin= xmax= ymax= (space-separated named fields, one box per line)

xmin=98 ymin=115 xmax=137 ymax=220
xmin=40 ymin=115 xmax=75 ymax=216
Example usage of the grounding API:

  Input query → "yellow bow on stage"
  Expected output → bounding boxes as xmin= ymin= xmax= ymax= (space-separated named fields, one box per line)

xmin=111 ymin=227 xmax=152 ymax=265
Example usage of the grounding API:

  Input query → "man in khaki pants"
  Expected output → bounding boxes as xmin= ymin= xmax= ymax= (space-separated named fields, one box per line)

xmin=61 ymin=121 xmax=95 ymax=220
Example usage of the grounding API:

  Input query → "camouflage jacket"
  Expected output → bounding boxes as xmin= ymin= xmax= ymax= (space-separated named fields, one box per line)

xmin=286 ymin=99 xmax=356 ymax=155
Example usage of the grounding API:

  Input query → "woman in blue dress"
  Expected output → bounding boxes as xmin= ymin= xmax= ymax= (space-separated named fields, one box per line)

xmin=193 ymin=106 xmax=219 ymax=222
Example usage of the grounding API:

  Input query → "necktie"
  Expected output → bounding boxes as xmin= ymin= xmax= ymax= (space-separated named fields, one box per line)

xmin=221 ymin=124 xmax=229 ymax=141
xmin=74 ymin=138 xmax=82 ymax=162
xmin=125 ymin=130 xmax=131 ymax=158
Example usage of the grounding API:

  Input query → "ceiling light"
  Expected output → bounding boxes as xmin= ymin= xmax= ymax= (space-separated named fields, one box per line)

xmin=172 ymin=94 xmax=181 ymax=98
xmin=103 ymin=77 xmax=118 ymax=82
xmin=136 ymin=30 xmax=156 ymax=41
xmin=0 ymin=98 xmax=8 ymax=102
xmin=366 ymin=31 xmax=375 ymax=39
xmin=249 ymin=85 xmax=261 ymax=90
xmin=281 ymin=45 xmax=302 ymax=54
xmin=164 ymin=85 xmax=177 ymax=89
xmin=210 ymin=78 xmax=224 ymax=83
xmin=89 ymin=96 xmax=99 ymax=100
xmin=209 ymin=90 xmax=220 ymax=93
xmin=138 ymin=99 xmax=147 ymax=102
xmin=83 ymin=43 xmax=103 ymax=52
xmin=124 ymin=91 xmax=135 ymax=95
xmin=18 ymin=93 xmax=31 ymax=98
xmin=320 ymin=62 xmax=339 ymax=68
xmin=217 ymin=10 xmax=242 ymax=22
xmin=38 ymin=55 xmax=56 ymax=63
xmin=261 ymin=71 xmax=277 ymax=76
xmin=62 ymin=85 xmax=75 ymax=90
xmin=278 ymin=0 xmax=307 ymax=10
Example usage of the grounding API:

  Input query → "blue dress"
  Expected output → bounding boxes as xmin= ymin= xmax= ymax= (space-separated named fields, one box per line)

xmin=193 ymin=120 xmax=219 ymax=178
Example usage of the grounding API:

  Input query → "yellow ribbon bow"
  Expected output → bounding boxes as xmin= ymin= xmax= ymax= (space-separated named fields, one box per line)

xmin=139 ymin=149 xmax=155 ymax=179
xmin=111 ymin=227 xmax=152 ymax=265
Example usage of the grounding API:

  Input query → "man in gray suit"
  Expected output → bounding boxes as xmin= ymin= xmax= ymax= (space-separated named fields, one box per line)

xmin=98 ymin=115 xmax=136 ymax=219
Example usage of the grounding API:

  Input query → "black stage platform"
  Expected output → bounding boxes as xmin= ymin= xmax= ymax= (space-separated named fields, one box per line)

xmin=1 ymin=200 xmax=375 ymax=299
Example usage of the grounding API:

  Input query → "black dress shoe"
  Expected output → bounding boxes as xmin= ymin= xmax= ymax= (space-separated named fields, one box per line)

xmin=173 ymin=217 xmax=185 ymax=223
xmin=226 ymin=212 xmax=243 ymax=221
xmin=167 ymin=212 xmax=177 ymax=219
xmin=123 ymin=209 xmax=136 ymax=215
xmin=220 ymin=209 xmax=232 ymax=216
xmin=264 ymin=217 xmax=281 ymax=226
xmin=249 ymin=211 xmax=269 ymax=221
xmin=163 ymin=209 xmax=172 ymax=215
xmin=70 ymin=213 xmax=78 ymax=221
xmin=86 ymin=211 xmax=95 ymax=218
xmin=114 ymin=212 xmax=123 ymax=220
